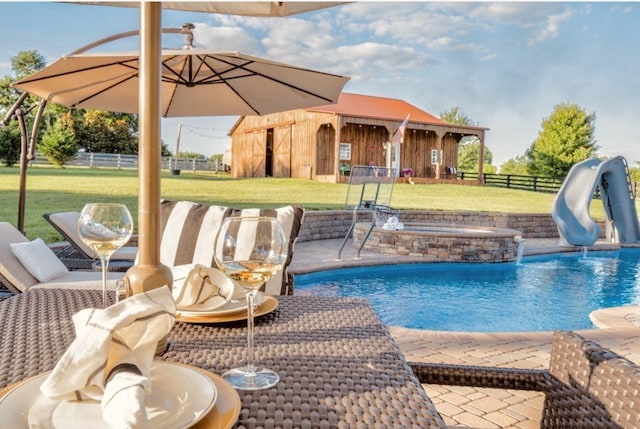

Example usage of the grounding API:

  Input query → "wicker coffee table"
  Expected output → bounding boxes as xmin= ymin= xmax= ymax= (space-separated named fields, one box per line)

xmin=0 ymin=289 xmax=446 ymax=428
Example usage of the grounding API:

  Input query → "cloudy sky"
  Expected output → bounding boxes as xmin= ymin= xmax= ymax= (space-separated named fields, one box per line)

xmin=0 ymin=2 xmax=638 ymax=168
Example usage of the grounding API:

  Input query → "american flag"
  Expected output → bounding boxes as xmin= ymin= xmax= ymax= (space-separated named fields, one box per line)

xmin=392 ymin=114 xmax=410 ymax=144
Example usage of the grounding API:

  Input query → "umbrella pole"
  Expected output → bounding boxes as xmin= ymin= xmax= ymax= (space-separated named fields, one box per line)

xmin=16 ymin=108 xmax=28 ymax=233
xmin=125 ymin=1 xmax=172 ymax=296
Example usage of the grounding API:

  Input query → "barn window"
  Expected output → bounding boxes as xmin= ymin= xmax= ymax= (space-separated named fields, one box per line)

xmin=431 ymin=149 xmax=439 ymax=164
xmin=339 ymin=143 xmax=352 ymax=160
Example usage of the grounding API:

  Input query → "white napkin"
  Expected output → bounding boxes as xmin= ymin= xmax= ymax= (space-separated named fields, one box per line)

xmin=382 ymin=216 xmax=404 ymax=231
xmin=172 ymin=265 xmax=237 ymax=310
xmin=28 ymin=287 xmax=176 ymax=429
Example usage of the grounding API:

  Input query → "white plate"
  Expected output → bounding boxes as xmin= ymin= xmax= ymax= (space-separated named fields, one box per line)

xmin=178 ymin=292 xmax=265 ymax=317
xmin=0 ymin=362 xmax=217 ymax=429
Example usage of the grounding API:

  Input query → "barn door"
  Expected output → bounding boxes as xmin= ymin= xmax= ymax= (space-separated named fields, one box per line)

xmin=265 ymin=128 xmax=274 ymax=177
xmin=273 ymin=126 xmax=291 ymax=177
xmin=248 ymin=131 xmax=265 ymax=177
xmin=315 ymin=124 xmax=336 ymax=175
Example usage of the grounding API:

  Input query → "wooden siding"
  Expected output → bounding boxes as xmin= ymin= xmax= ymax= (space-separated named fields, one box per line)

xmin=230 ymin=108 xmax=486 ymax=182
xmin=339 ymin=123 xmax=389 ymax=168
xmin=231 ymin=110 xmax=338 ymax=179
xmin=394 ymin=131 xmax=461 ymax=178
xmin=399 ymin=130 xmax=432 ymax=178
xmin=441 ymin=133 xmax=460 ymax=177
xmin=316 ymin=124 xmax=336 ymax=175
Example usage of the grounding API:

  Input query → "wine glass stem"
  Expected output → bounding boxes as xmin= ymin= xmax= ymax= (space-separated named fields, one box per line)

xmin=101 ymin=256 xmax=110 ymax=308
xmin=245 ymin=288 xmax=259 ymax=375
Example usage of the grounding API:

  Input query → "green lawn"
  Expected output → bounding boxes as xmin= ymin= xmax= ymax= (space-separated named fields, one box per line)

xmin=0 ymin=165 xmax=607 ymax=242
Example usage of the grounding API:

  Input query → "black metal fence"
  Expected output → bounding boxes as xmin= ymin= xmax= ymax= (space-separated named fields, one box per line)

xmin=459 ymin=171 xmax=638 ymax=198
xmin=459 ymin=172 xmax=564 ymax=193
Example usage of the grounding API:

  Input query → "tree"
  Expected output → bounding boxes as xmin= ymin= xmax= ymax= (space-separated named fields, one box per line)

xmin=526 ymin=102 xmax=597 ymax=177
xmin=1 ymin=50 xmax=57 ymax=164
xmin=458 ymin=138 xmax=496 ymax=173
xmin=11 ymin=50 xmax=46 ymax=79
xmin=439 ymin=106 xmax=476 ymax=126
xmin=39 ymin=113 xmax=78 ymax=166
xmin=177 ymin=151 xmax=206 ymax=160
xmin=0 ymin=121 xmax=21 ymax=166
xmin=0 ymin=50 xmax=46 ymax=117
xmin=73 ymin=110 xmax=138 ymax=154
xmin=1 ymin=50 xmax=142 ymax=158
xmin=160 ymin=140 xmax=172 ymax=157
xmin=500 ymin=155 xmax=529 ymax=175
xmin=209 ymin=154 xmax=223 ymax=163
xmin=440 ymin=107 xmax=496 ymax=173
xmin=629 ymin=161 xmax=640 ymax=185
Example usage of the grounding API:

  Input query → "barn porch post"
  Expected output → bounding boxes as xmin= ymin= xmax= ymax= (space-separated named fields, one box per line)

xmin=477 ymin=130 xmax=485 ymax=185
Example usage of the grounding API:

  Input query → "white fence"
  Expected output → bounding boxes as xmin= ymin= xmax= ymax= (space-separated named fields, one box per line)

xmin=31 ymin=152 xmax=227 ymax=173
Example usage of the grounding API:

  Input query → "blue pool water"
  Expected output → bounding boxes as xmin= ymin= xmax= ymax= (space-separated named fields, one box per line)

xmin=294 ymin=249 xmax=640 ymax=332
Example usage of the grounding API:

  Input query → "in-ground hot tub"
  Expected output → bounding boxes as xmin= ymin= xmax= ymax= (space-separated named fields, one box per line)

xmin=352 ymin=222 xmax=523 ymax=262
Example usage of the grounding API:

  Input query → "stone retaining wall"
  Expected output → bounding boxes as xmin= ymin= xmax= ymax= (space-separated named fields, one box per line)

xmin=353 ymin=223 xmax=523 ymax=262
xmin=298 ymin=210 xmax=560 ymax=242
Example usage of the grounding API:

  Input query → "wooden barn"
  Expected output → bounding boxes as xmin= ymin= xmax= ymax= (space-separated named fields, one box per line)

xmin=228 ymin=93 xmax=489 ymax=183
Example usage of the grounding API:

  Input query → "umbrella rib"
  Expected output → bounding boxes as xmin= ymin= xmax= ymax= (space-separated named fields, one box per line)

xmin=199 ymin=57 xmax=336 ymax=114
xmin=161 ymin=54 xmax=206 ymax=87
xmin=15 ymin=60 xmax=139 ymax=85
xmin=161 ymin=55 xmax=186 ymax=84
xmin=193 ymin=58 xmax=257 ymax=114
xmin=213 ymin=58 xmax=336 ymax=102
xmin=158 ymin=54 xmax=342 ymax=114
xmin=72 ymin=74 xmax=138 ymax=108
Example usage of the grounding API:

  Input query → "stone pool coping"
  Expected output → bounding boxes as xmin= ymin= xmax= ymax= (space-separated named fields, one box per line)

xmin=590 ymin=306 xmax=640 ymax=329
xmin=289 ymin=236 xmax=626 ymax=274
xmin=352 ymin=222 xmax=523 ymax=262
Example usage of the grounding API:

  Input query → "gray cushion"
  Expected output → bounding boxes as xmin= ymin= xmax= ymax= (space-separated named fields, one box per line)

xmin=10 ymin=238 xmax=68 ymax=282
xmin=46 ymin=211 xmax=137 ymax=261
xmin=0 ymin=243 xmax=38 ymax=291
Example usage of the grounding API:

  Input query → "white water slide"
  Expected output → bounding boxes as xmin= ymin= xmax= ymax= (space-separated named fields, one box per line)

xmin=552 ymin=156 xmax=640 ymax=246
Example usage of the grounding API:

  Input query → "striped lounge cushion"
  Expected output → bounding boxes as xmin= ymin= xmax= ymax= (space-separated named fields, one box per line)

xmin=159 ymin=201 xmax=304 ymax=295
xmin=159 ymin=200 xmax=231 ymax=267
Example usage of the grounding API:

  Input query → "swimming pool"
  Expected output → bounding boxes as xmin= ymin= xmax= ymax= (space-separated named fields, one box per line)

xmin=294 ymin=248 xmax=640 ymax=332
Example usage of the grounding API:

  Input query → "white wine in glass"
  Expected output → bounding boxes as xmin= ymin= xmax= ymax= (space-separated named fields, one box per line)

xmin=78 ymin=203 xmax=133 ymax=308
xmin=215 ymin=216 xmax=287 ymax=390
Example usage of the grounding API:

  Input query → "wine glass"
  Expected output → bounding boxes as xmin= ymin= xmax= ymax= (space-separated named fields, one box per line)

xmin=78 ymin=203 xmax=133 ymax=308
xmin=214 ymin=216 xmax=287 ymax=390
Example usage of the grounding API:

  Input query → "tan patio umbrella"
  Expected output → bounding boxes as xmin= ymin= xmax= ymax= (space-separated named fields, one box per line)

xmin=14 ymin=2 xmax=348 ymax=294
xmin=13 ymin=48 xmax=349 ymax=117
xmin=82 ymin=1 xmax=342 ymax=16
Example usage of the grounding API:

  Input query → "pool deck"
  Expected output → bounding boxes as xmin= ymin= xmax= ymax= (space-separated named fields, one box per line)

xmin=289 ymin=238 xmax=640 ymax=429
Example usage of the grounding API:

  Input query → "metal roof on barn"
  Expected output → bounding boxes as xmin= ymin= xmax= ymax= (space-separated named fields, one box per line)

xmin=306 ymin=93 xmax=448 ymax=125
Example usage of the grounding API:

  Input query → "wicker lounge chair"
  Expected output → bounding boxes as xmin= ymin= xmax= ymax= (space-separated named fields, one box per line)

xmin=43 ymin=211 xmax=137 ymax=270
xmin=0 ymin=222 xmax=124 ymax=295
xmin=410 ymin=330 xmax=640 ymax=428
xmin=158 ymin=200 xmax=304 ymax=295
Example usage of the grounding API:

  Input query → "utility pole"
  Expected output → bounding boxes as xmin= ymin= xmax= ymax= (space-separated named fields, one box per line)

xmin=173 ymin=122 xmax=182 ymax=172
